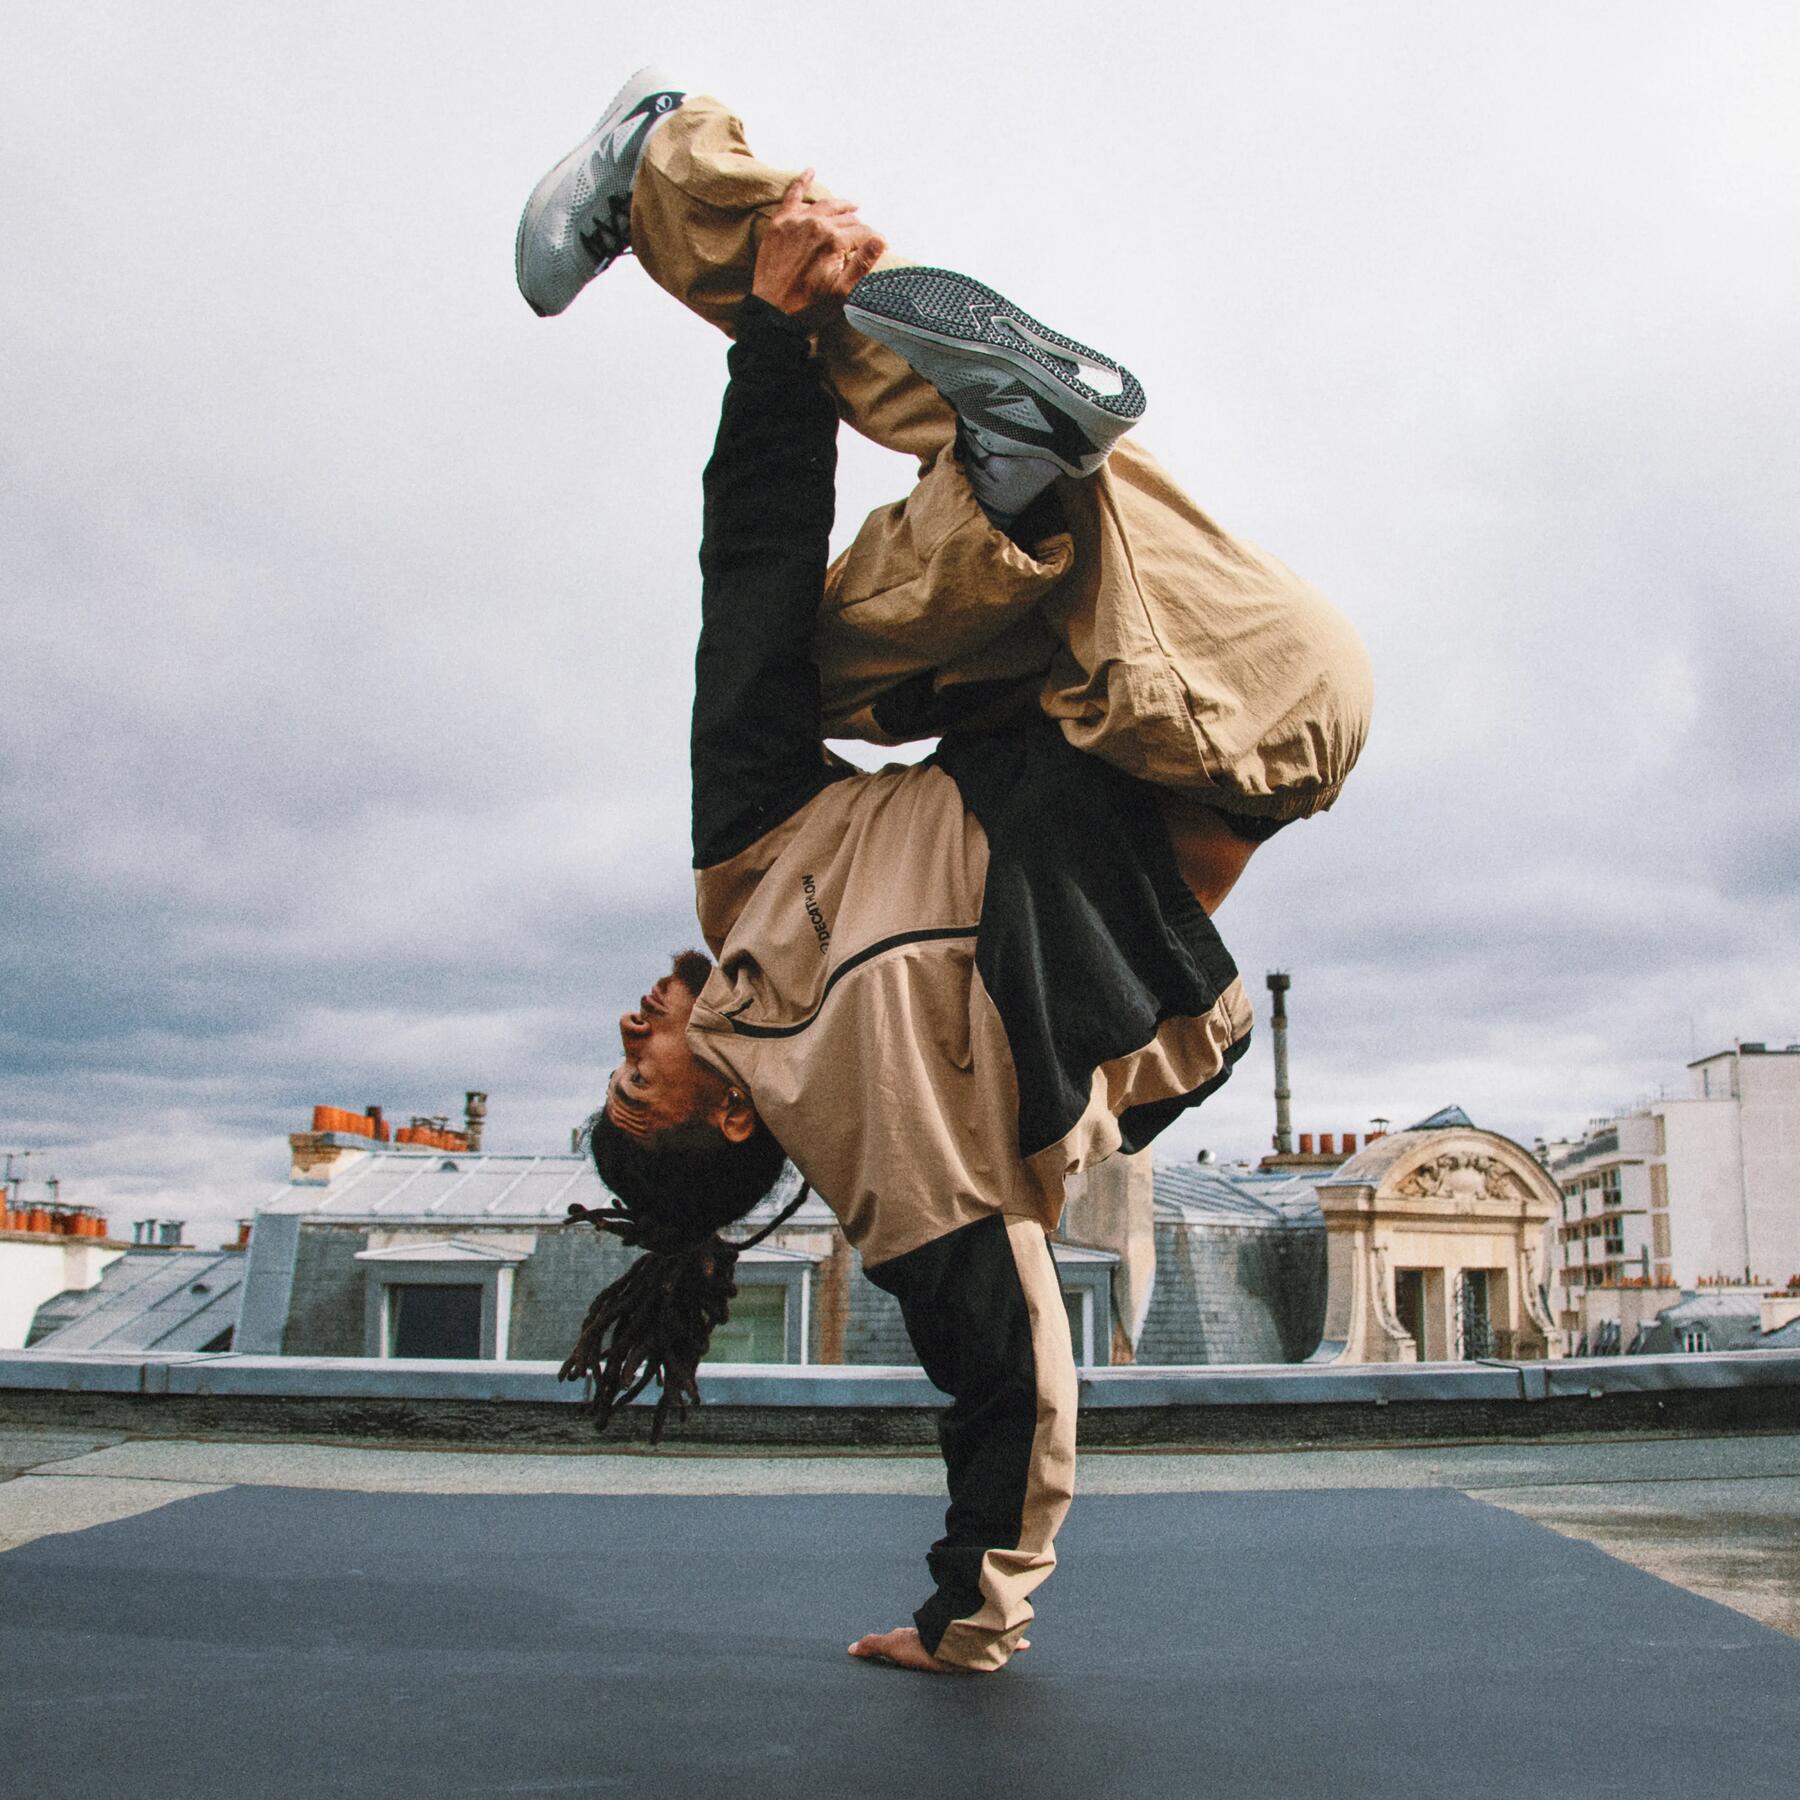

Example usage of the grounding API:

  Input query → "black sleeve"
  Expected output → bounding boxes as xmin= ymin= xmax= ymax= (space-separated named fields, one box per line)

xmin=690 ymin=296 xmax=850 ymax=869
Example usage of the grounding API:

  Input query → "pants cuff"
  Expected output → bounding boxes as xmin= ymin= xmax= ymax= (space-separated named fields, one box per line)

xmin=913 ymin=1592 xmax=954 ymax=1658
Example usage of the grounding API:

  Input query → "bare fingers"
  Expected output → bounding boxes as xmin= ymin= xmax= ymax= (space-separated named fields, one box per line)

xmin=816 ymin=230 xmax=885 ymax=302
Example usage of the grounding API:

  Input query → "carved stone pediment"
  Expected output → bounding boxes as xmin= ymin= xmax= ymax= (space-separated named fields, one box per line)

xmin=1394 ymin=1150 xmax=1528 ymax=1206
xmin=1315 ymin=1126 xmax=1560 ymax=1364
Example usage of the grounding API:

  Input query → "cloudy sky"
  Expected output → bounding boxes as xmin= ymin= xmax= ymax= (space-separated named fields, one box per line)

xmin=3 ymin=2 xmax=1797 ymax=1234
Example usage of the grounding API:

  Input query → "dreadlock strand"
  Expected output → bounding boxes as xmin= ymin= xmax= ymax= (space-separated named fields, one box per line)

xmin=559 ymin=1154 xmax=812 ymax=1443
xmin=558 ymin=1229 xmax=742 ymax=1444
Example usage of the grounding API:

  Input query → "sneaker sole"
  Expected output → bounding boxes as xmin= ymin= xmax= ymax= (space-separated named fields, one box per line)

xmin=844 ymin=267 xmax=1145 ymax=476
xmin=514 ymin=65 xmax=679 ymax=317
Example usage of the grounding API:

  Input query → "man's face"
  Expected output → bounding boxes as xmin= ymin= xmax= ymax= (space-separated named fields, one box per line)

xmin=606 ymin=952 xmax=716 ymax=1139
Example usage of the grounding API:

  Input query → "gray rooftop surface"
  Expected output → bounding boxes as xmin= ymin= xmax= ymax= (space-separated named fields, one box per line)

xmin=2 ymin=1425 xmax=1795 ymax=1798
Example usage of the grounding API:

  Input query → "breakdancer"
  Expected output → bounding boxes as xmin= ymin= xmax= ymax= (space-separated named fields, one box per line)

xmin=517 ymin=69 xmax=1372 ymax=1674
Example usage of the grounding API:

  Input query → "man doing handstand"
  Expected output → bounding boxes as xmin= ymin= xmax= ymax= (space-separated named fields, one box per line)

xmin=516 ymin=69 xmax=1372 ymax=1675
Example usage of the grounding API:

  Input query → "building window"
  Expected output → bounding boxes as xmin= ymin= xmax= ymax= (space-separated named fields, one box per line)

xmin=1394 ymin=1269 xmax=1427 ymax=1355
xmin=1048 ymin=1251 xmax=1115 ymax=1367
xmin=1680 ymin=1327 xmax=1709 ymax=1354
xmin=1455 ymin=1270 xmax=1494 ymax=1360
xmin=390 ymin=1284 xmax=483 ymax=1358
xmin=355 ymin=1237 xmax=527 ymax=1361
xmin=705 ymin=1284 xmax=789 ymax=1363
xmin=701 ymin=1250 xmax=816 ymax=1363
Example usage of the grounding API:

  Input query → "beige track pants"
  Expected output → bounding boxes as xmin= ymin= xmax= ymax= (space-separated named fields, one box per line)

xmin=631 ymin=97 xmax=1372 ymax=824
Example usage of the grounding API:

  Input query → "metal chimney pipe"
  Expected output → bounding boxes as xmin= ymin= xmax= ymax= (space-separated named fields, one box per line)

xmin=464 ymin=1091 xmax=487 ymax=1153
xmin=1267 ymin=972 xmax=1293 ymax=1154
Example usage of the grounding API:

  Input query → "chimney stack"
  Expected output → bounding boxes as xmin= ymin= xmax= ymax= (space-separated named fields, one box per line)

xmin=464 ymin=1091 xmax=487 ymax=1153
xmin=1267 ymin=972 xmax=1293 ymax=1154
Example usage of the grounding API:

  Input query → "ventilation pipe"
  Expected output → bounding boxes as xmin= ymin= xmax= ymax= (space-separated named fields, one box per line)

xmin=1267 ymin=971 xmax=1293 ymax=1154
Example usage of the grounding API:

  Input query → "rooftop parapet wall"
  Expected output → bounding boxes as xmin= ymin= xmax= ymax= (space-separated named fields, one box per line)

xmin=4 ymin=1347 xmax=1796 ymax=1449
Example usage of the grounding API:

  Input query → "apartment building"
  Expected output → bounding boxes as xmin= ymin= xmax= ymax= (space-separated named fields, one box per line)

xmin=1548 ymin=1043 xmax=1800 ymax=1344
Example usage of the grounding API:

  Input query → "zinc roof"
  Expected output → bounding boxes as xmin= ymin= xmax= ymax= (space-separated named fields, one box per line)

xmin=28 ymin=1249 xmax=245 ymax=1353
xmin=1151 ymin=1162 xmax=1325 ymax=1229
xmin=262 ymin=1152 xmax=601 ymax=1222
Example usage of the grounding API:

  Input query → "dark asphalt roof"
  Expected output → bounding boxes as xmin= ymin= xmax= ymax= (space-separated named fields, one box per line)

xmin=3 ymin=1483 xmax=1795 ymax=1798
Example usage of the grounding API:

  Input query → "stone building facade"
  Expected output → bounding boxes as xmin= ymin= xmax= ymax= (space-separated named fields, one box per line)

xmin=237 ymin=1112 xmax=1556 ymax=1369
xmin=236 ymin=1144 xmax=1120 ymax=1368
xmin=1311 ymin=1122 xmax=1560 ymax=1362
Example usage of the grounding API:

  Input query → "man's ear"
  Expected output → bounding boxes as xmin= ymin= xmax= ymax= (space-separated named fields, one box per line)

xmin=716 ymin=1084 xmax=759 ymax=1145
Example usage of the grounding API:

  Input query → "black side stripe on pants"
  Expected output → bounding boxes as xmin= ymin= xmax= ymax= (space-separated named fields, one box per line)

xmin=863 ymin=1214 xmax=1039 ymax=1655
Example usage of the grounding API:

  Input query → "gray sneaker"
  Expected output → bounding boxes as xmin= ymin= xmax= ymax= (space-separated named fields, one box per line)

xmin=515 ymin=65 xmax=685 ymax=317
xmin=844 ymin=267 xmax=1146 ymax=477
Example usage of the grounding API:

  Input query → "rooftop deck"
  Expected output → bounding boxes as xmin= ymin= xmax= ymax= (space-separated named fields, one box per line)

xmin=2 ymin=1420 xmax=1796 ymax=1797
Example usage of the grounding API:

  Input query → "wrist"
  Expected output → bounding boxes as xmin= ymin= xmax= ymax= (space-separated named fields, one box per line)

xmin=733 ymin=294 xmax=816 ymax=357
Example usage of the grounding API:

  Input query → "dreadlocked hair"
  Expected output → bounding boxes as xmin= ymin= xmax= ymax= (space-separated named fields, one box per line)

xmin=557 ymin=1105 xmax=793 ymax=1443
xmin=559 ymin=1228 xmax=743 ymax=1443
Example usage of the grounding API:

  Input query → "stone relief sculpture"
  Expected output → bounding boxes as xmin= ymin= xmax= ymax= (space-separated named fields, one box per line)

xmin=1368 ymin=1244 xmax=1416 ymax=1356
xmin=1395 ymin=1150 xmax=1526 ymax=1205
xmin=1520 ymin=1243 xmax=1559 ymax=1338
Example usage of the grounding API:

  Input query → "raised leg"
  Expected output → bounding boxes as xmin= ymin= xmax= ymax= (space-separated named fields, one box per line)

xmin=630 ymin=95 xmax=955 ymax=462
xmin=537 ymin=84 xmax=1373 ymax=821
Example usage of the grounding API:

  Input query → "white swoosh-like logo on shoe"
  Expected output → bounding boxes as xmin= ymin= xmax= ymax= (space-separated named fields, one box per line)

xmin=990 ymin=314 xmax=1125 ymax=398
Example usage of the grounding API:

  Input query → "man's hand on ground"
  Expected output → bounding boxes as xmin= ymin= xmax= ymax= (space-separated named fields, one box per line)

xmin=847 ymin=1626 xmax=1029 ymax=1673
xmin=751 ymin=171 xmax=885 ymax=324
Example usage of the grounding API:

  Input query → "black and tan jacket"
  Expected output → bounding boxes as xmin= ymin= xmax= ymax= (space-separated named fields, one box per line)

xmin=682 ymin=299 xmax=1252 ymax=1668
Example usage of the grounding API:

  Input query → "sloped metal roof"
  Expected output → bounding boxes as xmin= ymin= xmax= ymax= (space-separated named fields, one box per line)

xmin=1407 ymin=1105 xmax=1476 ymax=1131
xmin=1659 ymin=1293 xmax=1765 ymax=1323
xmin=1629 ymin=1291 xmax=1768 ymax=1354
xmin=28 ymin=1250 xmax=245 ymax=1353
xmin=263 ymin=1151 xmax=829 ymax=1231
xmin=262 ymin=1153 xmax=601 ymax=1222
xmin=1151 ymin=1162 xmax=1324 ymax=1229
xmin=267 ymin=1149 xmax=1335 ymax=1237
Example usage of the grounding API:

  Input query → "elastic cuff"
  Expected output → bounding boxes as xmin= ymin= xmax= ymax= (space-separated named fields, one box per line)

xmin=731 ymin=293 xmax=815 ymax=359
xmin=1206 ymin=783 xmax=1344 ymax=827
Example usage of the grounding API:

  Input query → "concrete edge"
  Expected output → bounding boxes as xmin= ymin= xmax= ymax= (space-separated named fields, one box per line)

xmin=3 ymin=1349 xmax=1797 ymax=1408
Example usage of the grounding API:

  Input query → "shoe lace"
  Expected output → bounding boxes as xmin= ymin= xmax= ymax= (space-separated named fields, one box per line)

xmin=577 ymin=191 xmax=633 ymax=267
